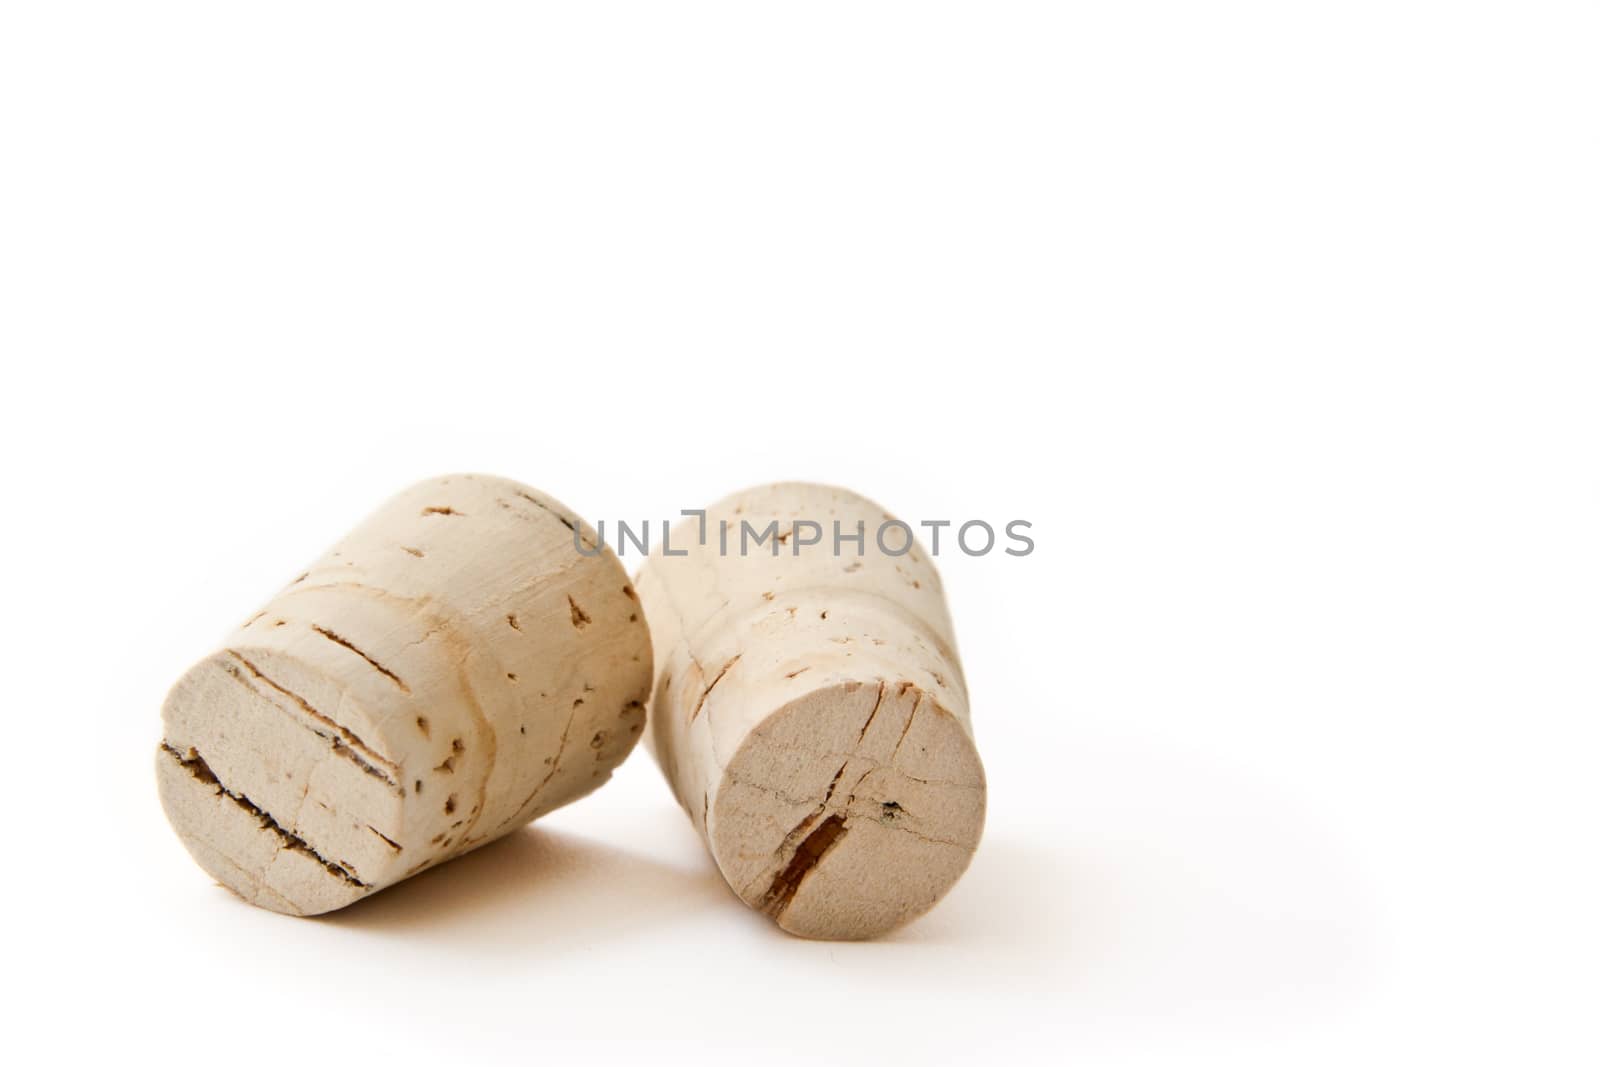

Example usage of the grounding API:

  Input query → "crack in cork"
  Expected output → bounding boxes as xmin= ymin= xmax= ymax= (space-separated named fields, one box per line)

xmin=689 ymin=654 xmax=741 ymax=722
xmin=891 ymin=692 xmax=922 ymax=760
xmin=222 ymin=652 xmax=401 ymax=789
xmin=515 ymin=490 xmax=577 ymax=533
xmin=161 ymin=743 xmax=368 ymax=888
xmin=441 ymin=633 xmax=496 ymax=845
xmin=856 ymin=681 xmax=887 ymax=744
xmin=310 ymin=625 xmax=411 ymax=693
xmin=366 ymin=826 xmax=403 ymax=852
xmin=505 ymin=699 xmax=581 ymax=822
xmin=760 ymin=813 xmax=849 ymax=919
xmin=508 ymin=490 xmax=605 ymax=552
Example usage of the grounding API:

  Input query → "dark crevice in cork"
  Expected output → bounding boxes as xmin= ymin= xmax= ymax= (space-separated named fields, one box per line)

xmin=515 ymin=491 xmax=577 ymax=532
xmin=222 ymin=652 xmax=400 ymax=789
xmin=161 ymin=743 xmax=368 ymax=888
xmin=367 ymin=826 xmax=403 ymax=852
xmin=505 ymin=491 xmax=606 ymax=553
xmin=857 ymin=681 xmax=887 ymax=744
xmin=819 ymin=763 xmax=848 ymax=807
xmin=761 ymin=813 xmax=849 ymax=919
xmin=891 ymin=693 xmax=922 ymax=759
xmin=310 ymin=625 xmax=411 ymax=693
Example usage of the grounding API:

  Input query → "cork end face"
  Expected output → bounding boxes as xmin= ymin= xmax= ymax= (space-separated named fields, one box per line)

xmin=156 ymin=743 xmax=372 ymax=916
xmin=156 ymin=650 xmax=403 ymax=916
xmin=709 ymin=680 xmax=986 ymax=940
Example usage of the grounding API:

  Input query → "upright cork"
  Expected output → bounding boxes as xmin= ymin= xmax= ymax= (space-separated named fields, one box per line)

xmin=635 ymin=483 xmax=986 ymax=939
xmin=156 ymin=474 xmax=651 ymax=915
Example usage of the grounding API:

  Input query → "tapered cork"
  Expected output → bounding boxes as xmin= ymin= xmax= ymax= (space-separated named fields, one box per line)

xmin=635 ymin=483 xmax=985 ymax=939
xmin=157 ymin=474 xmax=652 ymax=915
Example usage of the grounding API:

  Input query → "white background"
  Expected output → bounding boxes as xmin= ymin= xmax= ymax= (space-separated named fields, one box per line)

xmin=2 ymin=3 xmax=1596 ymax=1063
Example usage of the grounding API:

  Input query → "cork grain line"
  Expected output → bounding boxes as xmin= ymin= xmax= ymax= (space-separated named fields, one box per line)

xmin=222 ymin=651 xmax=401 ymax=788
xmin=760 ymin=813 xmax=850 ymax=919
xmin=161 ymin=743 xmax=368 ymax=888
xmin=311 ymin=625 xmax=411 ymax=693
xmin=689 ymin=654 xmax=742 ymax=722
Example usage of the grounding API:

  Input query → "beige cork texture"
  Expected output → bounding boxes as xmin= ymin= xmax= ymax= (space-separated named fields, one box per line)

xmin=157 ymin=474 xmax=652 ymax=915
xmin=635 ymin=483 xmax=986 ymax=940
